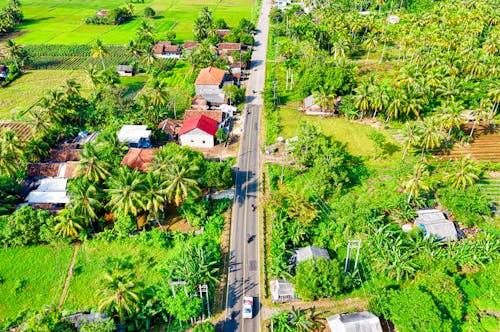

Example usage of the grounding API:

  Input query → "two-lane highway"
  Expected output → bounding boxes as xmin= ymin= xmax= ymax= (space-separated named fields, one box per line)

xmin=224 ymin=0 xmax=271 ymax=331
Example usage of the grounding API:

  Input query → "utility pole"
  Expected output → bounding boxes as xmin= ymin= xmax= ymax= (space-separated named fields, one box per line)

xmin=170 ymin=280 xmax=188 ymax=326
xmin=344 ymin=240 xmax=361 ymax=273
xmin=199 ymin=284 xmax=211 ymax=318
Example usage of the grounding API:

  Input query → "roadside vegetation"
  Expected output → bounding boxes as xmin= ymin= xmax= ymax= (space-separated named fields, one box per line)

xmin=263 ymin=0 xmax=499 ymax=331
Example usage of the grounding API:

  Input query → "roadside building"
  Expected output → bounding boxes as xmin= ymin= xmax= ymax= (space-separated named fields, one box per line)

xmin=179 ymin=115 xmax=218 ymax=148
xmin=195 ymin=67 xmax=232 ymax=105
xmin=270 ymin=279 xmax=297 ymax=303
xmin=326 ymin=311 xmax=383 ymax=332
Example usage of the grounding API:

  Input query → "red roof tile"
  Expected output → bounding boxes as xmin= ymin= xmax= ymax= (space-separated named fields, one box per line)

xmin=183 ymin=40 xmax=199 ymax=50
xmin=153 ymin=41 xmax=181 ymax=54
xmin=179 ymin=115 xmax=218 ymax=136
xmin=195 ymin=67 xmax=226 ymax=85
xmin=184 ymin=109 xmax=223 ymax=123
xmin=120 ymin=148 xmax=158 ymax=173
xmin=218 ymin=43 xmax=242 ymax=52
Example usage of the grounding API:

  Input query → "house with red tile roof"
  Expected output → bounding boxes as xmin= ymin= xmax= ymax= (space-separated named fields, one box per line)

xmin=179 ymin=115 xmax=219 ymax=148
xmin=121 ymin=148 xmax=158 ymax=173
xmin=217 ymin=43 xmax=242 ymax=55
xmin=153 ymin=41 xmax=181 ymax=59
xmin=195 ymin=67 xmax=232 ymax=105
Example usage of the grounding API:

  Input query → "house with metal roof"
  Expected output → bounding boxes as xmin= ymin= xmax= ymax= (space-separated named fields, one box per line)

xmin=117 ymin=64 xmax=134 ymax=76
xmin=327 ymin=311 xmax=383 ymax=332
xmin=179 ymin=115 xmax=219 ymax=148
xmin=416 ymin=209 xmax=459 ymax=241
xmin=25 ymin=178 xmax=69 ymax=212
xmin=295 ymin=245 xmax=330 ymax=263
xmin=117 ymin=125 xmax=152 ymax=148
xmin=270 ymin=279 xmax=297 ymax=303
xmin=121 ymin=148 xmax=158 ymax=173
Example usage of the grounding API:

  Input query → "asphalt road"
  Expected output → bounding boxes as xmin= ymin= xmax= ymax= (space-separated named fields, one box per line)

xmin=224 ymin=1 xmax=271 ymax=331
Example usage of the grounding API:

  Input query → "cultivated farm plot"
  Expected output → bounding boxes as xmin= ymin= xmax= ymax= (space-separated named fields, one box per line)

xmin=0 ymin=245 xmax=73 ymax=321
xmin=0 ymin=70 xmax=91 ymax=119
xmin=9 ymin=0 xmax=253 ymax=45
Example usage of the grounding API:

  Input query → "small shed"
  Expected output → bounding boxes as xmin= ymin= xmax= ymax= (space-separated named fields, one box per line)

xmin=416 ymin=209 xmax=458 ymax=241
xmin=327 ymin=311 xmax=383 ymax=332
xmin=302 ymin=95 xmax=321 ymax=112
xmin=270 ymin=279 xmax=297 ymax=303
xmin=117 ymin=65 xmax=134 ymax=76
xmin=117 ymin=125 xmax=152 ymax=148
xmin=158 ymin=118 xmax=183 ymax=141
xmin=295 ymin=245 xmax=330 ymax=263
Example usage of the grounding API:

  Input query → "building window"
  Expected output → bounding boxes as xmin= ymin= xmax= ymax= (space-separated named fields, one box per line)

xmin=202 ymin=140 xmax=206 ymax=144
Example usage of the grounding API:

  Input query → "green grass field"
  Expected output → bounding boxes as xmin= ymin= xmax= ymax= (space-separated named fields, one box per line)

xmin=0 ymin=245 xmax=73 ymax=321
xmin=0 ymin=70 xmax=91 ymax=120
xmin=5 ymin=0 xmax=254 ymax=45
xmin=63 ymin=239 xmax=171 ymax=311
xmin=279 ymin=107 xmax=401 ymax=159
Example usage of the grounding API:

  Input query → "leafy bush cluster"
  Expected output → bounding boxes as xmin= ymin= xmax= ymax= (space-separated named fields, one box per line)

xmin=85 ymin=8 xmax=133 ymax=25
xmin=0 ymin=2 xmax=23 ymax=33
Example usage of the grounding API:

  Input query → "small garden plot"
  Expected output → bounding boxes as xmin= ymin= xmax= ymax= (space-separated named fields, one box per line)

xmin=0 ymin=245 xmax=73 ymax=321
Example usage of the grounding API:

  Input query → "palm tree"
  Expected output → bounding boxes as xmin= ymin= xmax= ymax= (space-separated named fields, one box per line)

xmin=77 ymin=144 xmax=111 ymax=183
xmin=139 ymin=46 xmax=156 ymax=72
xmin=312 ymin=87 xmax=334 ymax=112
xmin=438 ymin=97 xmax=466 ymax=135
xmin=86 ymin=64 xmax=101 ymax=92
xmin=469 ymin=99 xmax=492 ymax=137
xmin=53 ymin=209 xmax=84 ymax=239
xmin=146 ymin=77 xmax=169 ymax=107
xmin=26 ymin=107 xmax=52 ymax=138
xmin=385 ymin=88 xmax=404 ymax=121
xmin=92 ymin=39 xmax=109 ymax=70
xmin=164 ymin=162 xmax=201 ymax=206
xmin=289 ymin=306 xmax=313 ymax=332
xmin=106 ymin=167 xmax=146 ymax=216
xmin=142 ymin=173 xmax=168 ymax=222
xmin=402 ymin=163 xmax=430 ymax=204
xmin=445 ymin=155 xmax=481 ymax=189
xmin=67 ymin=179 xmax=102 ymax=227
xmin=370 ymin=85 xmax=389 ymax=118
xmin=0 ymin=129 xmax=22 ymax=177
xmin=4 ymin=39 xmax=26 ymax=71
xmin=64 ymin=79 xmax=81 ymax=100
xmin=419 ymin=116 xmax=445 ymax=157
xmin=400 ymin=122 xmax=421 ymax=160
xmin=354 ymin=83 xmax=371 ymax=119
xmin=97 ymin=272 xmax=141 ymax=324
xmin=363 ymin=33 xmax=378 ymax=63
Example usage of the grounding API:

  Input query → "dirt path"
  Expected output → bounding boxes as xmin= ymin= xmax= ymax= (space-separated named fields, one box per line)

xmin=58 ymin=242 xmax=80 ymax=310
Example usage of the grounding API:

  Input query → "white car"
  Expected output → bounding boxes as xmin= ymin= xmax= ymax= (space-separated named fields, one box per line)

xmin=242 ymin=296 xmax=253 ymax=319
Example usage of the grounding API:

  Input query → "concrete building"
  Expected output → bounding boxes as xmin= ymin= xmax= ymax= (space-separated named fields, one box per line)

xmin=195 ymin=67 xmax=231 ymax=105
xmin=327 ymin=311 xmax=383 ymax=332
xmin=179 ymin=115 xmax=218 ymax=148
xmin=117 ymin=125 xmax=152 ymax=148
xmin=270 ymin=279 xmax=297 ymax=303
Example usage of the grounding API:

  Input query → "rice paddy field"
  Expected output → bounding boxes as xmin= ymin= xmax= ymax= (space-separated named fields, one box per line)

xmin=3 ymin=0 xmax=255 ymax=45
xmin=0 ymin=245 xmax=74 ymax=321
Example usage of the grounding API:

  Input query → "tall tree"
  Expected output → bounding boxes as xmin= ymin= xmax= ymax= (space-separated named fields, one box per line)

xmin=92 ymin=39 xmax=109 ymax=70
xmin=402 ymin=163 xmax=430 ymax=204
xmin=164 ymin=162 xmax=201 ymax=206
xmin=67 ymin=179 xmax=102 ymax=227
xmin=53 ymin=208 xmax=84 ymax=239
xmin=97 ymin=273 xmax=142 ymax=324
xmin=444 ymin=155 xmax=481 ymax=189
xmin=77 ymin=144 xmax=111 ymax=183
xmin=106 ymin=167 xmax=146 ymax=216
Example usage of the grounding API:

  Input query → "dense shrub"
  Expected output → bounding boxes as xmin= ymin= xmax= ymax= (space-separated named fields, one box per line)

xmin=1 ymin=206 xmax=56 ymax=247
xmin=294 ymin=258 xmax=343 ymax=300
xmin=144 ymin=7 xmax=155 ymax=17
xmin=85 ymin=8 xmax=132 ymax=25
xmin=436 ymin=186 xmax=492 ymax=226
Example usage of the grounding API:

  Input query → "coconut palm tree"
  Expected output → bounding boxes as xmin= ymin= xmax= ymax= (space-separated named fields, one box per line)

xmin=26 ymin=107 xmax=52 ymax=138
xmin=445 ymin=155 xmax=481 ymax=189
xmin=97 ymin=272 xmax=142 ymax=324
xmin=438 ymin=97 xmax=466 ymax=135
xmin=0 ymin=129 xmax=22 ymax=177
xmin=419 ymin=116 xmax=445 ymax=157
xmin=77 ymin=144 xmax=111 ymax=183
xmin=139 ymin=46 xmax=156 ymax=72
xmin=53 ymin=208 xmax=84 ymax=239
xmin=92 ymin=39 xmax=109 ymax=70
xmin=354 ymin=83 xmax=371 ymax=119
xmin=67 ymin=179 xmax=102 ymax=227
xmin=402 ymin=163 xmax=430 ymax=204
xmin=4 ymin=39 xmax=27 ymax=71
xmin=106 ymin=167 xmax=146 ymax=216
xmin=142 ymin=172 xmax=168 ymax=222
xmin=165 ymin=162 xmax=201 ymax=206
xmin=363 ymin=33 xmax=378 ymax=63
xmin=146 ymin=77 xmax=169 ymax=108
xmin=400 ymin=122 xmax=421 ymax=160
xmin=469 ymin=99 xmax=491 ymax=137
xmin=86 ymin=64 xmax=101 ymax=92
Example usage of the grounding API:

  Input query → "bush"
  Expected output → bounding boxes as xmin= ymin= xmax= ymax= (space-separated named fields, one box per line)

xmin=294 ymin=258 xmax=342 ymax=300
xmin=113 ymin=213 xmax=137 ymax=238
xmin=144 ymin=7 xmax=155 ymax=17
xmin=1 ymin=206 xmax=56 ymax=246
xmin=79 ymin=318 xmax=116 ymax=332
xmin=436 ymin=186 xmax=492 ymax=226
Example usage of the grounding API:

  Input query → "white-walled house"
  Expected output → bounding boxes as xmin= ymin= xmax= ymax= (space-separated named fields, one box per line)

xmin=179 ymin=115 xmax=218 ymax=148
xmin=153 ymin=41 xmax=182 ymax=59
xmin=194 ymin=67 xmax=230 ymax=105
